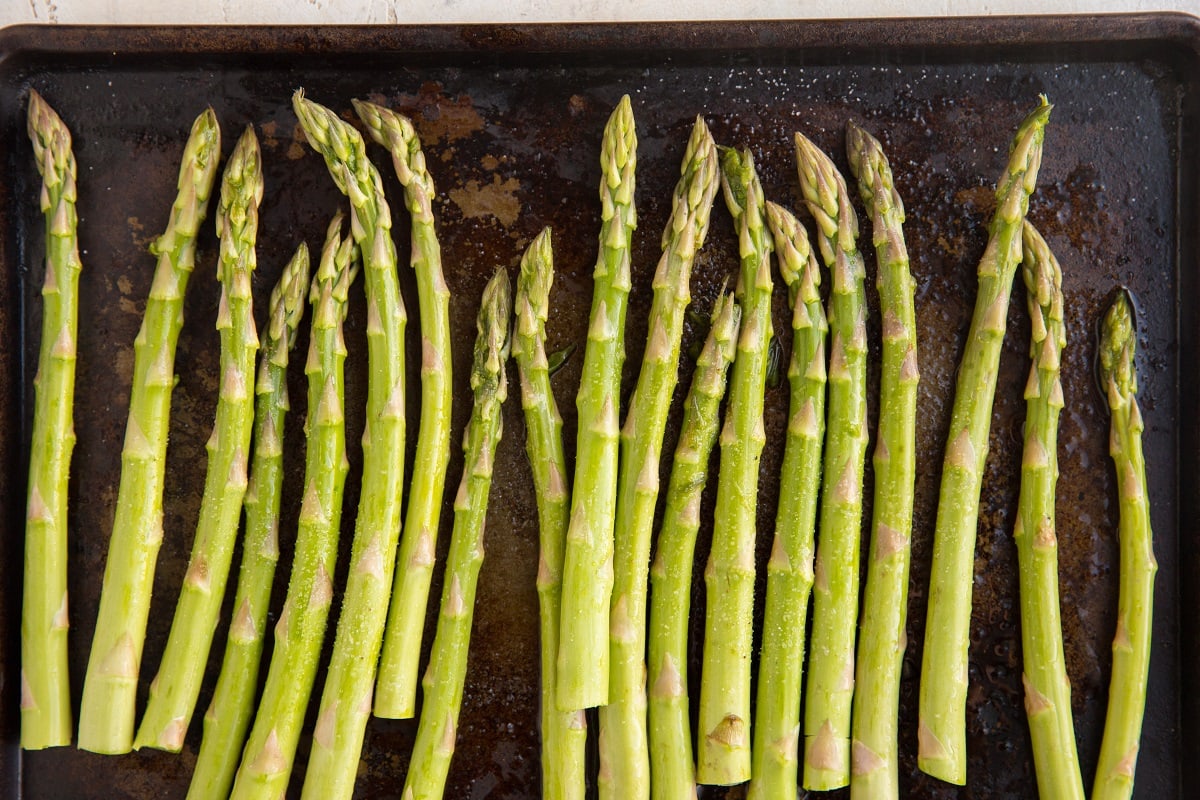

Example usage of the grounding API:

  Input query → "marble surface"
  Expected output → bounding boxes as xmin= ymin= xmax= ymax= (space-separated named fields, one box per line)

xmin=1 ymin=0 xmax=1195 ymax=26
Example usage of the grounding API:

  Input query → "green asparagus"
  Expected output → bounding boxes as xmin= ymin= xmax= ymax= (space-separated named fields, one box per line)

xmin=402 ymin=268 xmax=511 ymax=800
xmin=845 ymin=121 xmax=920 ymax=800
xmin=748 ymin=201 xmax=827 ymax=800
xmin=918 ymin=97 xmax=1052 ymax=785
xmin=135 ymin=125 xmax=262 ymax=752
xmin=557 ymin=95 xmax=637 ymax=712
xmin=1013 ymin=223 xmax=1085 ymax=800
xmin=600 ymin=115 xmax=719 ymax=800
xmin=697 ymin=145 xmax=773 ymax=786
xmin=186 ymin=243 xmax=310 ymax=800
xmin=647 ymin=290 xmax=740 ymax=800
xmin=1093 ymin=289 xmax=1156 ymax=800
xmin=21 ymin=90 xmax=81 ymax=751
xmin=354 ymin=100 xmax=455 ymax=720
xmin=229 ymin=216 xmax=355 ymax=800
xmin=78 ymin=108 xmax=221 ymax=755
xmin=293 ymin=91 xmax=408 ymax=800
xmin=795 ymin=130 xmax=868 ymax=792
xmin=512 ymin=228 xmax=588 ymax=800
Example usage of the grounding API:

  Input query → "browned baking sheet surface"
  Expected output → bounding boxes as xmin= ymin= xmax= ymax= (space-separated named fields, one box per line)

xmin=0 ymin=16 xmax=1196 ymax=798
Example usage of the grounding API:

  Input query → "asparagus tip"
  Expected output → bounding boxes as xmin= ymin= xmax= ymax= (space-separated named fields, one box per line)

xmin=604 ymin=95 xmax=637 ymax=170
xmin=27 ymin=89 xmax=64 ymax=137
xmin=530 ymin=225 xmax=553 ymax=256
xmin=764 ymin=201 xmax=816 ymax=294
xmin=1099 ymin=288 xmax=1137 ymax=406
xmin=517 ymin=227 xmax=554 ymax=327
xmin=182 ymin=106 xmax=222 ymax=195
xmin=1020 ymin=222 xmax=1063 ymax=299
xmin=844 ymin=118 xmax=875 ymax=176
xmin=1014 ymin=95 xmax=1053 ymax=147
xmin=265 ymin=241 xmax=311 ymax=357
xmin=717 ymin=146 xmax=758 ymax=224
xmin=481 ymin=268 xmax=513 ymax=361
xmin=215 ymin=124 xmax=263 ymax=247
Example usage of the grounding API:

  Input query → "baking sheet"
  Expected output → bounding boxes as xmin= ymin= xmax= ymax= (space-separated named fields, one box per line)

xmin=0 ymin=16 xmax=1195 ymax=798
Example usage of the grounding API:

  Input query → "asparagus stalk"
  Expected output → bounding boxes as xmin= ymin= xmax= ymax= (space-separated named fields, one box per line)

xmin=918 ymin=97 xmax=1052 ymax=784
xmin=186 ymin=243 xmax=310 ymax=800
xmin=748 ymin=202 xmax=827 ymax=800
xmin=794 ymin=131 xmax=868 ymax=792
xmin=557 ymin=95 xmax=637 ymax=711
xmin=402 ymin=268 xmax=511 ymax=800
xmin=229 ymin=217 xmax=356 ymax=800
xmin=20 ymin=91 xmax=81 ymax=751
xmin=600 ymin=115 xmax=719 ymax=800
xmin=845 ymin=122 xmax=920 ymax=800
xmin=697 ymin=145 xmax=773 ymax=786
xmin=648 ymin=290 xmax=740 ymax=800
xmin=293 ymin=91 xmax=408 ymax=800
xmin=135 ymin=126 xmax=262 ymax=752
xmin=512 ymin=228 xmax=588 ymax=800
xmin=1012 ymin=223 xmax=1085 ymax=800
xmin=1093 ymin=289 xmax=1156 ymax=800
xmin=78 ymin=108 xmax=221 ymax=755
xmin=354 ymin=100 xmax=455 ymax=720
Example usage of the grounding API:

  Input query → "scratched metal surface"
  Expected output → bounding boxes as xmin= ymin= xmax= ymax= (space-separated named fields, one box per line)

xmin=0 ymin=17 xmax=1195 ymax=799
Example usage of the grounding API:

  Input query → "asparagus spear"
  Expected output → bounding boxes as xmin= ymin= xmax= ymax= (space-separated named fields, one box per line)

xmin=403 ymin=268 xmax=511 ymax=800
xmin=1012 ymin=223 xmax=1085 ymax=800
xmin=512 ymin=228 xmax=588 ymax=800
xmin=918 ymin=97 xmax=1052 ymax=785
xmin=648 ymin=290 xmax=740 ymax=800
xmin=748 ymin=202 xmax=827 ymax=800
xmin=354 ymin=100 xmax=454 ymax=720
xmin=78 ymin=108 xmax=221 ymax=755
xmin=135 ymin=125 xmax=262 ymax=752
xmin=1093 ymin=289 xmax=1156 ymax=800
xmin=845 ymin=121 xmax=919 ymax=800
xmin=697 ymin=145 xmax=773 ymax=786
xmin=229 ymin=217 xmax=355 ymax=800
xmin=794 ymin=130 xmax=868 ymax=792
xmin=186 ymin=243 xmax=310 ymax=800
xmin=600 ymin=115 xmax=719 ymax=800
xmin=557 ymin=95 xmax=637 ymax=711
xmin=21 ymin=90 xmax=81 ymax=751
xmin=293 ymin=91 xmax=408 ymax=800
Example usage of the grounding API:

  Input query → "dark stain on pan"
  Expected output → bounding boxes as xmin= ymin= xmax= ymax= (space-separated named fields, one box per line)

xmin=0 ymin=16 xmax=1196 ymax=799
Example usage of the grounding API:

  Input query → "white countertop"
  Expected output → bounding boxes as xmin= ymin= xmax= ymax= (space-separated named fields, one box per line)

xmin=2 ymin=0 xmax=1196 ymax=26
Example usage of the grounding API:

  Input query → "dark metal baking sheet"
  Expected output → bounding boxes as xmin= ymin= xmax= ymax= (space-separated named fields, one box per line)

xmin=0 ymin=15 xmax=1196 ymax=798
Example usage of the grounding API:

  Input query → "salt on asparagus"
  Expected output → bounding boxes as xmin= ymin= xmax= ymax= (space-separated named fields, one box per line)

xmin=354 ymin=100 xmax=455 ymax=721
xmin=845 ymin=121 xmax=919 ymax=800
xmin=918 ymin=97 xmax=1052 ymax=785
xmin=78 ymin=108 xmax=221 ymax=755
xmin=556 ymin=95 xmax=637 ymax=712
xmin=647 ymin=290 xmax=739 ymax=800
xmin=21 ymin=90 xmax=82 ymax=751
xmin=1011 ymin=222 xmax=1085 ymax=800
xmin=135 ymin=124 xmax=262 ymax=753
xmin=747 ymin=202 xmax=827 ymax=800
xmin=228 ymin=216 xmax=356 ymax=800
xmin=402 ymin=268 xmax=511 ymax=800
xmin=292 ymin=90 xmax=409 ymax=800
xmin=1092 ymin=289 xmax=1156 ymax=800
xmin=512 ymin=228 xmax=588 ymax=800
xmin=795 ymin=131 xmax=868 ymax=792
xmin=185 ymin=244 xmax=310 ymax=800
xmin=696 ymin=145 xmax=773 ymax=786
xmin=600 ymin=115 xmax=719 ymax=800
